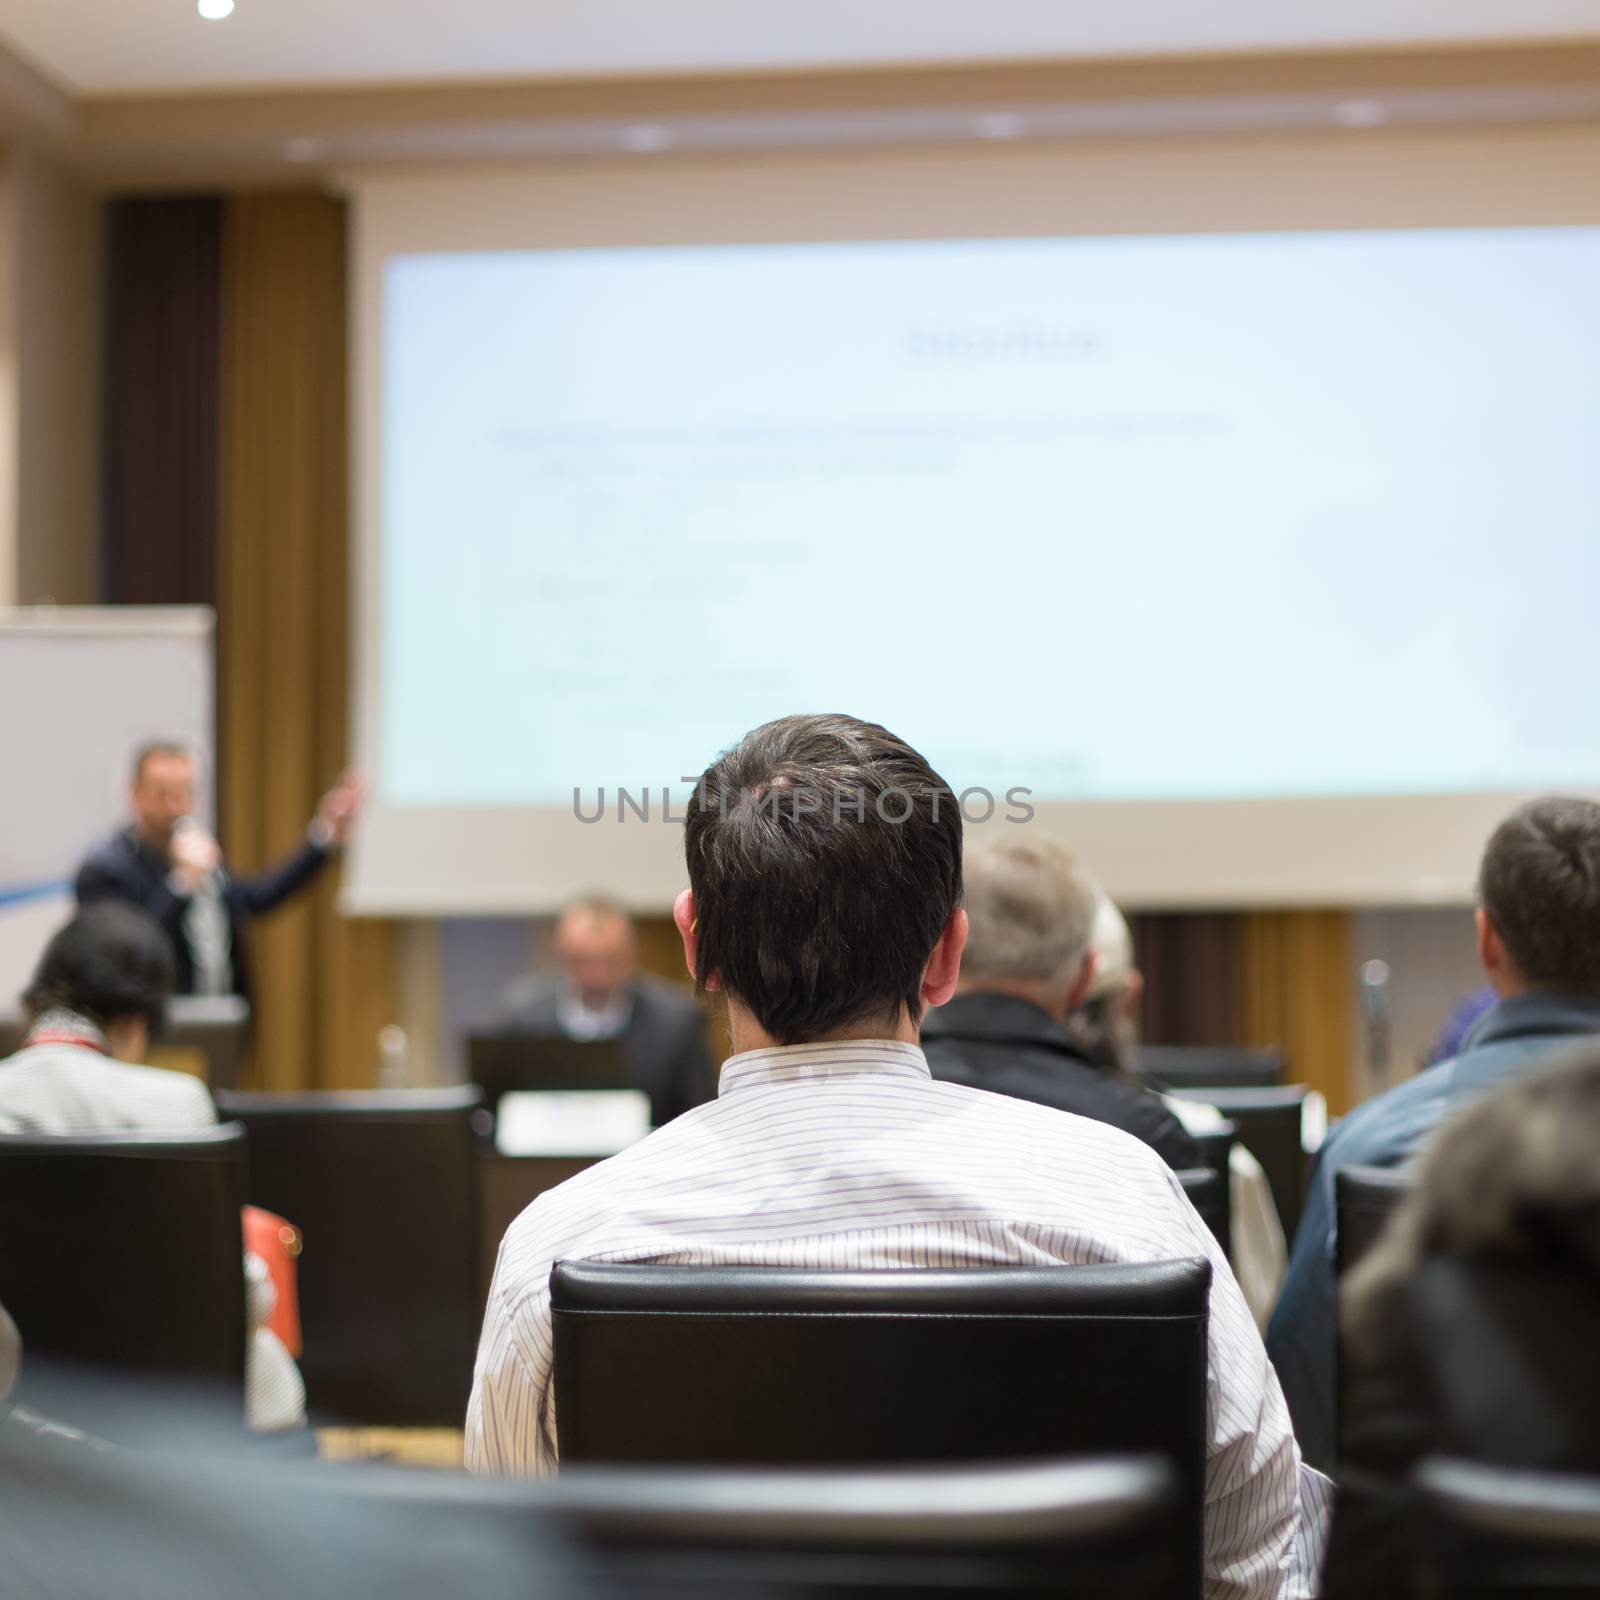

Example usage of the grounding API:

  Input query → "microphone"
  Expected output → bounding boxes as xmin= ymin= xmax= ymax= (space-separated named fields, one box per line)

xmin=172 ymin=816 xmax=226 ymax=889
xmin=1359 ymin=958 xmax=1393 ymax=1091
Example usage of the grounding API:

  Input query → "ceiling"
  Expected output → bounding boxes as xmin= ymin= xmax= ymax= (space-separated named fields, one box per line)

xmin=4 ymin=0 xmax=1600 ymax=97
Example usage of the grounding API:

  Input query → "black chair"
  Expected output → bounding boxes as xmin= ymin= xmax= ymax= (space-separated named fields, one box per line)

xmin=551 ymin=1258 xmax=1211 ymax=1597
xmin=1187 ymin=1119 xmax=1236 ymax=1182
xmin=1334 ymin=1163 xmax=1416 ymax=1463
xmin=1415 ymin=1457 xmax=1600 ymax=1597
xmin=0 ymin=1125 xmax=247 ymax=1434
xmin=1176 ymin=1167 xmax=1230 ymax=1262
xmin=0 ymin=1419 xmax=1181 ymax=1600
xmin=376 ymin=1455 xmax=1183 ymax=1598
xmin=1134 ymin=1046 xmax=1284 ymax=1092
xmin=1175 ymin=1086 xmax=1307 ymax=1244
xmin=1335 ymin=1164 xmax=1414 ymax=1279
xmin=216 ymin=1087 xmax=486 ymax=1425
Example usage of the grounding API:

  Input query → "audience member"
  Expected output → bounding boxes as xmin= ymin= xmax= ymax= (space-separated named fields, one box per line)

xmin=75 ymin=742 xmax=363 ymax=1003
xmin=1323 ymin=1048 xmax=1600 ymax=1599
xmin=920 ymin=837 xmax=1202 ymax=1169
xmin=1068 ymin=885 xmax=1288 ymax=1330
xmin=494 ymin=895 xmax=714 ymax=1125
xmin=0 ymin=902 xmax=212 ymax=1134
xmin=1268 ymin=796 xmax=1600 ymax=1469
xmin=0 ymin=903 xmax=304 ymax=1431
xmin=468 ymin=713 xmax=1328 ymax=1599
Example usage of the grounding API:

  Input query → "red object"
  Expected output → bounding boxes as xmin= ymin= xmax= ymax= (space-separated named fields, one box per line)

xmin=242 ymin=1205 xmax=303 ymax=1358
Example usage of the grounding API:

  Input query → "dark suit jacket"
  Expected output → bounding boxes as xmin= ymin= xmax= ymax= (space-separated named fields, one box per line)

xmin=1324 ymin=1233 xmax=1600 ymax=1600
xmin=75 ymin=827 xmax=331 ymax=1004
xmin=494 ymin=973 xmax=716 ymax=1126
xmin=920 ymin=993 xmax=1204 ymax=1172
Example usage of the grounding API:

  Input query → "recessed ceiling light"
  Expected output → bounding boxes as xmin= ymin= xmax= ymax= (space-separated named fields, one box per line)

xmin=620 ymin=125 xmax=670 ymax=153
xmin=1334 ymin=99 xmax=1387 ymax=128
xmin=197 ymin=0 xmax=234 ymax=17
xmin=975 ymin=113 xmax=1026 ymax=141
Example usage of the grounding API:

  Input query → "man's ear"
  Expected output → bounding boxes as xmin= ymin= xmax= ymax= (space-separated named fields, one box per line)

xmin=1477 ymin=906 xmax=1512 ymax=993
xmin=673 ymin=888 xmax=716 ymax=989
xmin=1119 ymin=968 xmax=1145 ymax=1023
xmin=920 ymin=908 xmax=969 ymax=1011
xmin=1065 ymin=951 xmax=1098 ymax=1012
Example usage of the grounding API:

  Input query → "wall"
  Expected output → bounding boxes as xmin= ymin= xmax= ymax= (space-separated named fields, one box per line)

xmin=0 ymin=143 xmax=101 ymax=606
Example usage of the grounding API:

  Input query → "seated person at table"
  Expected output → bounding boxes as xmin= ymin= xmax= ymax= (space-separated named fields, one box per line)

xmin=0 ymin=903 xmax=304 ymax=1431
xmin=494 ymin=895 xmax=715 ymax=1125
xmin=0 ymin=902 xmax=214 ymax=1135
xmin=1323 ymin=1048 xmax=1600 ymax=1600
xmin=1268 ymin=795 xmax=1600 ymax=1470
xmin=920 ymin=836 xmax=1202 ymax=1171
xmin=468 ymin=713 xmax=1328 ymax=1599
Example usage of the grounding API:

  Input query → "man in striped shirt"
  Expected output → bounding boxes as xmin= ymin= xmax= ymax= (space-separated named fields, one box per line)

xmin=468 ymin=714 xmax=1329 ymax=1598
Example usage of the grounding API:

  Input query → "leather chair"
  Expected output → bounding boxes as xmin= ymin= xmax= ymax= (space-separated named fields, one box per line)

xmin=0 ymin=1418 xmax=1180 ymax=1599
xmin=381 ymin=1455 xmax=1183 ymax=1598
xmin=1134 ymin=1046 xmax=1284 ymax=1092
xmin=1335 ymin=1164 xmax=1413 ymax=1279
xmin=1415 ymin=1457 xmax=1600 ymax=1597
xmin=0 ymin=1124 xmax=247 ymax=1434
xmin=551 ymin=1258 xmax=1211 ymax=1596
xmin=1175 ymin=1085 xmax=1307 ymax=1243
xmin=217 ymin=1087 xmax=486 ymax=1425
xmin=1176 ymin=1167 xmax=1230 ymax=1261
xmin=1186 ymin=1119 xmax=1236 ymax=1182
xmin=1333 ymin=1165 xmax=1415 ymax=1463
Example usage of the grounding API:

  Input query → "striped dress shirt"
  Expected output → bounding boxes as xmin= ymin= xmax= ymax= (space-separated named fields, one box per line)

xmin=468 ymin=1039 xmax=1330 ymax=1599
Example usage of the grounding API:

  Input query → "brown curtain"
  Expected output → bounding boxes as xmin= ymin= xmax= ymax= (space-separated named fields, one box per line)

xmin=1240 ymin=910 xmax=1354 ymax=1114
xmin=217 ymin=192 xmax=395 ymax=1090
xmin=102 ymin=196 xmax=221 ymax=604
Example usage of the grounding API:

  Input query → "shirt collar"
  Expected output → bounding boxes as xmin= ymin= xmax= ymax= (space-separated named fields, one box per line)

xmin=23 ymin=1008 xmax=111 ymax=1056
xmin=719 ymin=1039 xmax=932 ymax=1097
xmin=1461 ymin=991 xmax=1600 ymax=1054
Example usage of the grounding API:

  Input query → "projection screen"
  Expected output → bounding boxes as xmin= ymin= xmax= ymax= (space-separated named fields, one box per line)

xmin=345 ymin=133 xmax=1600 ymax=913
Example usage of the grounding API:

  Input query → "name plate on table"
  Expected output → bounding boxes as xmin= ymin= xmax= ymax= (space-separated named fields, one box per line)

xmin=495 ymin=1089 xmax=652 ymax=1157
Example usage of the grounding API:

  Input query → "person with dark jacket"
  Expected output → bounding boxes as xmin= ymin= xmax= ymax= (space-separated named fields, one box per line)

xmin=74 ymin=742 xmax=363 ymax=1005
xmin=921 ymin=836 xmax=1202 ymax=1172
xmin=1267 ymin=795 xmax=1600 ymax=1470
xmin=495 ymin=896 xmax=715 ymax=1126
xmin=1323 ymin=1046 xmax=1600 ymax=1599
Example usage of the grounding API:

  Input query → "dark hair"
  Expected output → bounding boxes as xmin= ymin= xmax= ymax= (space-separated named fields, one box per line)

xmin=1478 ymin=797 xmax=1600 ymax=993
xmin=131 ymin=741 xmax=191 ymax=785
xmin=683 ymin=714 xmax=963 ymax=1045
xmin=22 ymin=903 xmax=176 ymax=1035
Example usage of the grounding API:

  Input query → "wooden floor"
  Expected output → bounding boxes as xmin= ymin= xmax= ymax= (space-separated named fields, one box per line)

xmin=317 ymin=1428 xmax=465 ymax=1470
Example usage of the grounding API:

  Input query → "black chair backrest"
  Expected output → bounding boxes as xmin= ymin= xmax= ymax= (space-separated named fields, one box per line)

xmin=379 ymin=1455 xmax=1183 ymax=1598
xmin=552 ymin=1258 xmax=1211 ymax=1596
xmin=0 ymin=1124 xmax=246 ymax=1423
xmin=216 ymin=1087 xmax=485 ymax=1425
xmin=1175 ymin=1168 xmax=1230 ymax=1262
xmin=1134 ymin=1046 xmax=1284 ymax=1092
xmin=1176 ymin=1086 xmax=1307 ymax=1243
xmin=1186 ymin=1120 xmax=1236 ymax=1182
xmin=1416 ymin=1457 xmax=1600 ymax=1597
xmin=1335 ymin=1164 xmax=1414 ymax=1279
xmin=0 ymin=1418 xmax=1181 ymax=1600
